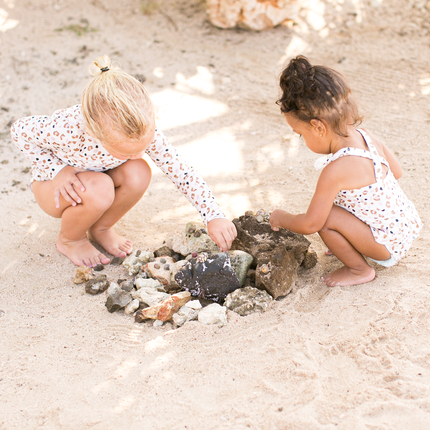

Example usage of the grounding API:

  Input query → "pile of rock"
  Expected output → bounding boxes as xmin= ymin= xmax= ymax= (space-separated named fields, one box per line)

xmin=73 ymin=211 xmax=317 ymax=328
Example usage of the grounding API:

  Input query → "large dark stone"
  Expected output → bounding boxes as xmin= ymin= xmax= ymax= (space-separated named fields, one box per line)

xmin=174 ymin=252 xmax=240 ymax=304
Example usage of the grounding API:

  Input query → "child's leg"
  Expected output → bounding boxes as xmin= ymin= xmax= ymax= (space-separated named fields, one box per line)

xmin=88 ymin=159 xmax=151 ymax=257
xmin=33 ymin=171 xmax=116 ymax=267
xmin=318 ymin=205 xmax=391 ymax=287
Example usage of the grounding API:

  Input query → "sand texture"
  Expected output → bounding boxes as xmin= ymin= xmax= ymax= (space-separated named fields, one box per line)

xmin=1 ymin=0 xmax=430 ymax=429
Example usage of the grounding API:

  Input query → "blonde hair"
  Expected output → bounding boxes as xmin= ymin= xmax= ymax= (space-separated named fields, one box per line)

xmin=82 ymin=54 xmax=154 ymax=142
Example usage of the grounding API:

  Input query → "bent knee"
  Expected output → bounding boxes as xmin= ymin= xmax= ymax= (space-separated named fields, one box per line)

xmin=77 ymin=171 xmax=115 ymax=207
xmin=115 ymin=159 xmax=152 ymax=190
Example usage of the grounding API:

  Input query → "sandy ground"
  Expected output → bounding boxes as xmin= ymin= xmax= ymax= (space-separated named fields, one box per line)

xmin=1 ymin=0 xmax=430 ymax=429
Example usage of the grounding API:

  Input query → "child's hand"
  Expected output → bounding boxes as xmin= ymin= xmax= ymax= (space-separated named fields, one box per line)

xmin=54 ymin=166 xmax=86 ymax=208
xmin=207 ymin=218 xmax=237 ymax=252
xmin=270 ymin=209 xmax=287 ymax=232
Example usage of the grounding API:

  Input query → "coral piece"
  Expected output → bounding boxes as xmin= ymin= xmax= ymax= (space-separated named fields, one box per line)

xmin=123 ymin=250 xmax=154 ymax=275
xmin=198 ymin=303 xmax=227 ymax=326
xmin=135 ymin=292 xmax=191 ymax=322
xmin=207 ymin=0 xmax=299 ymax=31
xmin=74 ymin=266 xmax=93 ymax=284
xmin=224 ymin=286 xmax=273 ymax=316
xmin=166 ymin=221 xmax=219 ymax=256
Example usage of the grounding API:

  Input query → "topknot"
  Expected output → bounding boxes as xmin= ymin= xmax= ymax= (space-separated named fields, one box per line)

xmin=82 ymin=54 xmax=154 ymax=142
xmin=277 ymin=55 xmax=362 ymax=137
xmin=89 ymin=54 xmax=114 ymax=76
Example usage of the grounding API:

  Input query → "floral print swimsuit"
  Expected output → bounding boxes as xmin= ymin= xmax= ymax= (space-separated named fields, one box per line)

xmin=317 ymin=129 xmax=422 ymax=265
xmin=11 ymin=104 xmax=226 ymax=225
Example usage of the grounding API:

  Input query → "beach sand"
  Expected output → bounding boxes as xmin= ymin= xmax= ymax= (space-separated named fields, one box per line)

xmin=1 ymin=0 xmax=430 ymax=428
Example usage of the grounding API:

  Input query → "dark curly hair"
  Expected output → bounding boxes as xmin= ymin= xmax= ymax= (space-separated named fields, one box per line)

xmin=277 ymin=56 xmax=362 ymax=137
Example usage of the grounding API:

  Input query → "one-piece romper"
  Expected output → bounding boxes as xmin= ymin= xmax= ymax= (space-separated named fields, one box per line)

xmin=11 ymin=104 xmax=226 ymax=226
xmin=316 ymin=129 xmax=423 ymax=266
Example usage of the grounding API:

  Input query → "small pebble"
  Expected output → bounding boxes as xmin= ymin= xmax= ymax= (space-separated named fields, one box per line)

xmin=110 ymin=256 xmax=124 ymax=265
xmin=188 ymin=226 xmax=196 ymax=234
xmin=192 ymin=252 xmax=198 ymax=258
xmin=154 ymin=263 xmax=160 ymax=269
xmin=256 ymin=215 xmax=264 ymax=223
xmin=164 ymin=264 xmax=170 ymax=270
xmin=160 ymin=258 xmax=166 ymax=264
xmin=200 ymin=228 xmax=207 ymax=234
xmin=193 ymin=230 xmax=201 ymax=238
xmin=149 ymin=257 xmax=155 ymax=262
xmin=0 ymin=310 xmax=5 ymax=318
xmin=153 ymin=320 xmax=164 ymax=327
xmin=136 ymin=250 xmax=141 ymax=257
xmin=93 ymin=264 xmax=104 ymax=271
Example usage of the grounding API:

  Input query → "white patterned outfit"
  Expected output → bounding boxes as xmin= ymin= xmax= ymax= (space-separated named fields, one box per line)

xmin=316 ymin=129 xmax=422 ymax=266
xmin=11 ymin=105 xmax=226 ymax=225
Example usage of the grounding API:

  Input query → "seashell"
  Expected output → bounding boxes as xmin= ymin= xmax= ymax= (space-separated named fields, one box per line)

xmin=260 ymin=264 xmax=270 ymax=274
xmin=196 ymin=252 xmax=208 ymax=263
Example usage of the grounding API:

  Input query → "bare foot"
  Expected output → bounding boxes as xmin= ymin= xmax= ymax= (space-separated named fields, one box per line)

xmin=325 ymin=249 xmax=333 ymax=256
xmin=56 ymin=233 xmax=111 ymax=267
xmin=88 ymin=227 xmax=133 ymax=258
xmin=321 ymin=265 xmax=376 ymax=287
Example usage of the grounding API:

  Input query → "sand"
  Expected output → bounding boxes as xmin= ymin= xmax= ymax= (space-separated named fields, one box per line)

xmin=1 ymin=0 xmax=430 ymax=429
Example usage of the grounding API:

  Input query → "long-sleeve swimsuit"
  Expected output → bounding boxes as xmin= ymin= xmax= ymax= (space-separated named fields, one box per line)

xmin=317 ymin=129 xmax=423 ymax=264
xmin=11 ymin=104 xmax=226 ymax=225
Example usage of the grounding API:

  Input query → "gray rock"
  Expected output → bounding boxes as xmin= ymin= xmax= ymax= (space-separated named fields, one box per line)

xmin=105 ymin=283 xmax=132 ymax=313
xmin=172 ymin=304 xmax=200 ymax=327
xmin=166 ymin=221 xmax=219 ymax=256
xmin=198 ymin=303 xmax=227 ymax=326
xmin=123 ymin=250 xmax=154 ymax=275
xmin=228 ymin=250 xmax=253 ymax=287
xmin=120 ymin=280 xmax=134 ymax=292
xmin=224 ymin=286 xmax=273 ymax=316
xmin=84 ymin=275 xmax=109 ymax=295
xmin=131 ymin=288 xmax=170 ymax=308
xmin=124 ymin=299 xmax=140 ymax=316
xmin=135 ymin=278 xmax=164 ymax=291
xmin=153 ymin=320 xmax=164 ymax=328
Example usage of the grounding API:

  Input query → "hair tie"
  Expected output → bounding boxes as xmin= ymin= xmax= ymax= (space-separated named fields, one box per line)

xmin=100 ymin=67 xmax=109 ymax=73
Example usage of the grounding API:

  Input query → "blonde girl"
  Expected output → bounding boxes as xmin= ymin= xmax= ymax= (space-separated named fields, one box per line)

xmin=270 ymin=56 xmax=422 ymax=287
xmin=12 ymin=55 xmax=236 ymax=267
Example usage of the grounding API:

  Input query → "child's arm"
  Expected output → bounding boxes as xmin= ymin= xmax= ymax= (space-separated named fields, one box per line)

xmin=146 ymin=130 xmax=237 ymax=251
xmin=11 ymin=108 xmax=86 ymax=206
xmin=270 ymin=164 xmax=341 ymax=235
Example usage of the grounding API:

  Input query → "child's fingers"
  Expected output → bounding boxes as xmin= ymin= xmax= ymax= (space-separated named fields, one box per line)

xmin=71 ymin=175 xmax=85 ymax=192
xmin=64 ymin=183 xmax=82 ymax=204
